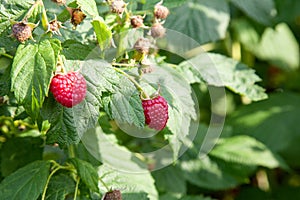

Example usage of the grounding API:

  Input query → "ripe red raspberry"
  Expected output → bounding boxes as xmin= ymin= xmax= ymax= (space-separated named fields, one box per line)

xmin=50 ymin=72 xmax=87 ymax=108
xmin=142 ymin=95 xmax=169 ymax=131
xmin=12 ymin=22 xmax=33 ymax=42
xmin=103 ymin=190 xmax=122 ymax=200
xmin=154 ymin=4 xmax=169 ymax=19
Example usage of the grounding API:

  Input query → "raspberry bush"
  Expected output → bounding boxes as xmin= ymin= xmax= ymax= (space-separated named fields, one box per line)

xmin=0 ymin=0 xmax=299 ymax=200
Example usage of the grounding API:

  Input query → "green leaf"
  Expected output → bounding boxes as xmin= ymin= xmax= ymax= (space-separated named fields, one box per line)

xmin=0 ymin=54 xmax=11 ymax=73
xmin=41 ymin=60 xmax=118 ymax=146
xmin=152 ymin=165 xmax=186 ymax=197
xmin=69 ymin=158 xmax=99 ymax=192
xmin=209 ymin=135 xmax=289 ymax=170
xmin=1 ymin=137 xmax=44 ymax=177
xmin=232 ymin=21 xmax=299 ymax=71
xmin=230 ymin=0 xmax=276 ymax=25
xmin=74 ymin=143 xmax=102 ymax=166
xmin=41 ymin=95 xmax=81 ymax=146
xmin=62 ymin=40 xmax=95 ymax=60
xmin=109 ymin=75 xmax=145 ymax=128
xmin=91 ymin=16 xmax=112 ymax=51
xmin=254 ymin=23 xmax=299 ymax=71
xmin=165 ymin=0 xmax=230 ymax=44
xmin=100 ymin=66 xmax=146 ymax=128
xmin=115 ymin=28 xmax=144 ymax=58
xmin=274 ymin=0 xmax=300 ymax=24
xmin=272 ymin=186 xmax=300 ymax=200
xmin=98 ymin=164 xmax=158 ymax=200
xmin=235 ymin=187 xmax=269 ymax=200
xmin=0 ymin=0 xmax=34 ymax=33
xmin=0 ymin=28 xmax=19 ymax=52
xmin=0 ymin=61 xmax=12 ymax=96
xmin=81 ymin=126 xmax=148 ymax=173
xmin=79 ymin=59 xmax=119 ymax=94
xmin=228 ymin=92 xmax=300 ymax=167
xmin=76 ymin=0 xmax=99 ymax=17
xmin=11 ymin=39 xmax=61 ymax=119
xmin=1 ymin=0 xmax=35 ymax=9
xmin=178 ymin=53 xmax=268 ymax=101
xmin=45 ymin=174 xmax=75 ymax=200
xmin=179 ymin=125 xmax=265 ymax=190
xmin=0 ymin=160 xmax=51 ymax=200
xmin=180 ymin=155 xmax=248 ymax=190
xmin=175 ymin=63 xmax=204 ymax=84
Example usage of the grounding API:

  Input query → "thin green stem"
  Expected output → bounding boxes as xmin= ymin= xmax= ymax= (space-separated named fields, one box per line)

xmin=41 ymin=161 xmax=74 ymax=200
xmin=73 ymin=177 xmax=80 ymax=200
xmin=68 ymin=144 xmax=76 ymax=158
xmin=41 ymin=166 xmax=61 ymax=200
xmin=133 ymin=10 xmax=152 ymax=15
xmin=111 ymin=62 xmax=138 ymax=68
xmin=98 ymin=176 xmax=110 ymax=192
xmin=113 ymin=67 xmax=149 ymax=99
xmin=56 ymin=55 xmax=66 ymax=73
xmin=0 ymin=53 xmax=13 ymax=59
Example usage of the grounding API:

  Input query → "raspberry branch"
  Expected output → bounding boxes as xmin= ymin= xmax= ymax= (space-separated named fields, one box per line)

xmin=0 ymin=53 xmax=13 ymax=59
xmin=74 ymin=177 xmax=80 ymax=200
xmin=41 ymin=161 xmax=74 ymax=200
xmin=99 ymin=176 xmax=110 ymax=192
xmin=113 ymin=67 xmax=150 ymax=99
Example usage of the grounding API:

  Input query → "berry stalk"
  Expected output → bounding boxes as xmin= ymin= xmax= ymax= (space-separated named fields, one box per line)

xmin=73 ymin=177 xmax=80 ymax=200
xmin=41 ymin=161 xmax=73 ymax=200
xmin=113 ymin=67 xmax=150 ymax=99
xmin=0 ymin=53 xmax=13 ymax=59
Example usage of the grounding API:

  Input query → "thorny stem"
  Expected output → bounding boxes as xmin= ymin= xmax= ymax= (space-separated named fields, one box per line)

xmin=113 ymin=67 xmax=150 ymax=99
